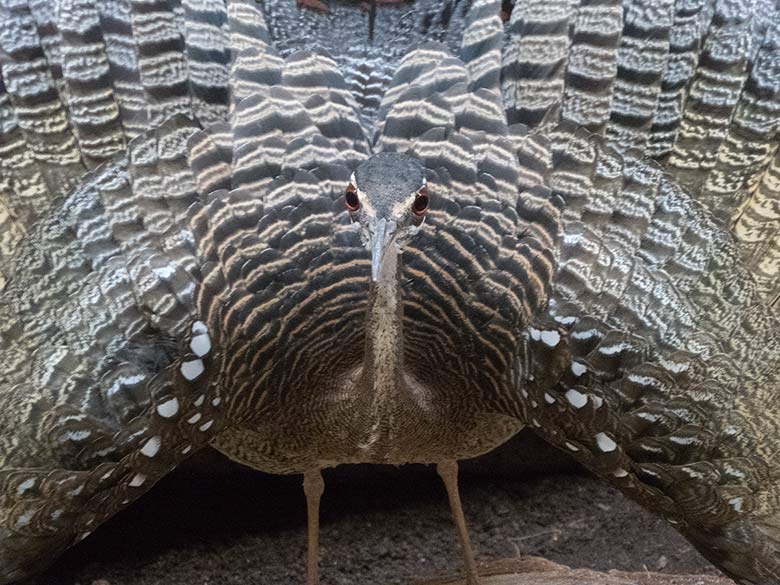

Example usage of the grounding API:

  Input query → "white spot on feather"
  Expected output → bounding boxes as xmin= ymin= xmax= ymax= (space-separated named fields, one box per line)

xmin=212 ymin=397 xmax=222 ymax=407
xmin=571 ymin=362 xmax=587 ymax=377
xmin=599 ymin=342 xmax=628 ymax=356
xmin=565 ymin=442 xmax=579 ymax=452
xmin=190 ymin=333 xmax=211 ymax=357
xmin=728 ymin=497 xmax=744 ymax=512
xmin=543 ymin=392 xmax=556 ymax=404
xmin=63 ymin=430 xmax=92 ymax=442
xmin=180 ymin=359 xmax=205 ymax=381
xmin=571 ymin=328 xmax=598 ymax=340
xmin=187 ymin=413 xmax=202 ymax=424
xmin=612 ymin=468 xmax=628 ymax=478
xmin=199 ymin=420 xmax=214 ymax=432
xmin=627 ymin=374 xmax=656 ymax=386
xmin=107 ymin=374 xmax=145 ymax=396
xmin=192 ymin=320 xmax=208 ymax=335
xmin=157 ymin=398 xmax=180 ymax=418
xmin=680 ymin=466 xmax=703 ymax=479
xmin=565 ymin=389 xmax=588 ymax=409
xmin=636 ymin=412 xmax=660 ymax=423
xmin=638 ymin=444 xmax=664 ymax=455
xmin=194 ymin=394 xmax=205 ymax=407
xmin=553 ymin=315 xmax=576 ymax=325
xmin=541 ymin=330 xmax=560 ymax=347
xmin=528 ymin=328 xmax=541 ymax=341
xmin=141 ymin=436 xmax=162 ymax=458
xmin=15 ymin=511 xmax=33 ymax=528
xmin=17 ymin=479 xmax=35 ymax=495
xmin=129 ymin=473 xmax=146 ymax=488
xmin=595 ymin=432 xmax=617 ymax=452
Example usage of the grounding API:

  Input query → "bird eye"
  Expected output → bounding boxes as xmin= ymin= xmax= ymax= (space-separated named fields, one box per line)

xmin=345 ymin=185 xmax=360 ymax=212
xmin=412 ymin=188 xmax=429 ymax=216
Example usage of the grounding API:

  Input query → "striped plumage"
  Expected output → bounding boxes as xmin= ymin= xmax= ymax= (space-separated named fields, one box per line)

xmin=3 ymin=0 xmax=778 ymax=303
xmin=0 ymin=1 xmax=779 ymax=584
xmin=501 ymin=0 xmax=780 ymax=307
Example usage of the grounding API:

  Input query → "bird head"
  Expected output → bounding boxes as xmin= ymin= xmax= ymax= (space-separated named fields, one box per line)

xmin=346 ymin=153 xmax=430 ymax=282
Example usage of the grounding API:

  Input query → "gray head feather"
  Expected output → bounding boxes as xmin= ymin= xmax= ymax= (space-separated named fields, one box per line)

xmin=354 ymin=153 xmax=425 ymax=218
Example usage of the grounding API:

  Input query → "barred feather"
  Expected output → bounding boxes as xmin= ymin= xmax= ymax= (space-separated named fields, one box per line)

xmin=1 ymin=3 xmax=780 ymax=585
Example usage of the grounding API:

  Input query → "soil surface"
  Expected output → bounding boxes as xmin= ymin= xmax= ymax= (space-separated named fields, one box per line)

xmin=418 ymin=558 xmax=732 ymax=585
xmin=27 ymin=433 xmax=721 ymax=585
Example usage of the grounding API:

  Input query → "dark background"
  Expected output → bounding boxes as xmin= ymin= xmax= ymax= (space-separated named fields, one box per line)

xmin=29 ymin=431 xmax=717 ymax=585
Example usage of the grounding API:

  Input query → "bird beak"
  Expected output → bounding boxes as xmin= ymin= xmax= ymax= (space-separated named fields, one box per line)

xmin=371 ymin=217 xmax=397 ymax=282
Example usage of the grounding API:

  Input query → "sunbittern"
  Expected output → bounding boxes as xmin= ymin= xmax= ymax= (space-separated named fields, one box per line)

xmin=1 ymin=1 xmax=779 ymax=584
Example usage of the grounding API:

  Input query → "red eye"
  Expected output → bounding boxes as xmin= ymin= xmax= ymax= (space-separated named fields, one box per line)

xmin=345 ymin=185 xmax=360 ymax=211
xmin=412 ymin=188 xmax=429 ymax=216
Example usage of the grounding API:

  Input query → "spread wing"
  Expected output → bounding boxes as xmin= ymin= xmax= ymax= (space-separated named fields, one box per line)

xmin=544 ymin=130 xmax=780 ymax=583
xmin=0 ymin=0 xmax=234 ymax=287
xmin=0 ymin=28 xmax=370 ymax=585
xmin=0 ymin=115 xmax=216 ymax=582
xmin=507 ymin=120 xmax=780 ymax=583
xmin=501 ymin=0 xmax=780 ymax=309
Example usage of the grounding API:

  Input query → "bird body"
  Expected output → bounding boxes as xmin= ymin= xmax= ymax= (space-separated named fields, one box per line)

xmin=1 ymin=0 xmax=780 ymax=584
xmin=205 ymin=146 xmax=525 ymax=475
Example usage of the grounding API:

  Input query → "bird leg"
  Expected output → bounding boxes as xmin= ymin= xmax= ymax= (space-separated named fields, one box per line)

xmin=437 ymin=460 xmax=481 ymax=585
xmin=303 ymin=468 xmax=325 ymax=585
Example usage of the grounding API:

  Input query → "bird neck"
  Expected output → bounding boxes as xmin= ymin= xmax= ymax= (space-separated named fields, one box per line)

xmin=361 ymin=249 xmax=405 ymax=404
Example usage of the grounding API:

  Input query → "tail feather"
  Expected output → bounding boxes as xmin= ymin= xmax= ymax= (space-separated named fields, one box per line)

xmin=58 ymin=0 xmax=127 ymax=166
xmin=95 ymin=0 xmax=151 ymax=140
xmin=667 ymin=3 xmax=754 ymax=194
xmin=603 ymin=0 xmax=674 ymax=153
xmin=646 ymin=0 xmax=711 ymax=157
xmin=181 ymin=0 xmax=230 ymax=125
xmin=502 ymin=0 xmax=780 ymax=308
xmin=559 ymin=0 xmax=623 ymax=134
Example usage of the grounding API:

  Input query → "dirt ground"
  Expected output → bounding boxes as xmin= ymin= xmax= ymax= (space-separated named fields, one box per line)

xmin=28 ymin=432 xmax=719 ymax=585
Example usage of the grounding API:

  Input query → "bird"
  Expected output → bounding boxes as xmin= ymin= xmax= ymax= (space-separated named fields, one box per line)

xmin=0 ymin=1 xmax=779 ymax=585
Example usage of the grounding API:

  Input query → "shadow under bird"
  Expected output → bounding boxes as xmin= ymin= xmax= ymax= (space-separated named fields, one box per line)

xmin=1 ymin=1 xmax=780 ymax=585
